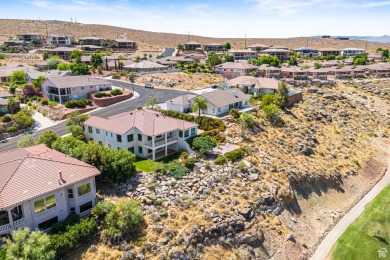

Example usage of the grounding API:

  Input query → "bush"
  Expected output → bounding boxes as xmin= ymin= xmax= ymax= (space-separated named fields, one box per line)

xmin=199 ymin=129 xmax=226 ymax=144
xmin=224 ymin=148 xmax=245 ymax=162
xmin=51 ymin=214 xmax=81 ymax=234
xmin=192 ymin=136 xmax=217 ymax=155
xmin=183 ymin=157 xmax=196 ymax=169
xmin=9 ymin=86 xmax=16 ymax=94
xmin=110 ymin=89 xmax=123 ymax=96
xmin=165 ymin=162 xmax=190 ymax=179
xmin=214 ymin=155 xmax=227 ymax=165
xmin=229 ymin=108 xmax=240 ymax=119
xmin=2 ymin=115 xmax=11 ymax=122
xmin=40 ymin=98 xmax=49 ymax=105
xmin=92 ymin=200 xmax=116 ymax=221
xmin=93 ymin=92 xmax=111 ymax=98
xmin=111 ymin=73 xmax=121 ymax=79
xmin=64 ymin=99 xmax=87 ymax=109
xmin=7 ymin=126 xmax=17 ymax=133
xmin=80 ymin=98 xmax=92 ymax=105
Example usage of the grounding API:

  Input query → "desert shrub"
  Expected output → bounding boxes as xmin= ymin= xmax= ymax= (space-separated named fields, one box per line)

xmin=92 ymin=200 xmax=116 ymax=221
xmin=192 ymin=136 xmax=217 ymax=155
xmin=224 ymin=148 xmax=245 ymax=162
xmin=30 ymin=95 xmax=38 ymax=101
xmin=9 ymin=86 xmax=16 ymax=94
xmin=199 ymin=129 xmax=226 ymax=144
xmin=110 ymin=89 xmax=123 ymax=96
xmin=2 ymin=115 xmax=11 ymax=122
xmin=48 ymin=101 xmax=58 ymax=106
xmin=111 ymin=73 xmax=121 ymax=79
xmin=237 ymin=161 xmax=247 ymax=168
xmin=93 ymin=92 xmax=111 ymax=98
xmin=64 ymin=99 xmax=87 ymax=109
xmin=214 ymin=155 xmax=227 ymax=165
xmin=183 ymin=157 xmax=196 ymax=169
xmin=229 ymin=108 xmax=240 ymax=119
xmin=51 ymin=214 xmax=81 ymax=234
xmin=7 ymin=126 xmax=17 ymax=133
xmin=40 ymin=98 xmax=49 ymax=105
xmin=165 ymin=163 xmax=189 ymax=179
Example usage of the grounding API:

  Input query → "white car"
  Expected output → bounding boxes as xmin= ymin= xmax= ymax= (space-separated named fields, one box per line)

xmin=144 ymin=83 xmax=154 ymax=89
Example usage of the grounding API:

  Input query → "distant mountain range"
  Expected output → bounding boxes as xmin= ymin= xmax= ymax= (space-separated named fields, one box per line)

xmin=311 ymin=35 xmax=390 ymax=43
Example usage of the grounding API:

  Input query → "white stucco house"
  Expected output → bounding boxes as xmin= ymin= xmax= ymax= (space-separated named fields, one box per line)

xmin=163 ymin=94 xmax=198 ymax=113
xmin=226 ymin=76 xmax=280 ymax=95
xmin=25 ymin=70 xmax=73 ymax=83
xmin=41 ymin=75 xmax=112 ymax=103
xmin=84 ymin=109 xmax=198 ymax=160
xmin=0 ymin=145 xmax=100 ymax=235
xmin=340 ymin=48 xmax=366 ymax=57
xmin=190 ymin=88 xmax=250 ymax=116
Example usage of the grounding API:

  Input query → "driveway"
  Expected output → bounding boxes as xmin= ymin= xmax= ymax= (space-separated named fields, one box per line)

xmin=311 ymin=145 xmax=390 ymax=260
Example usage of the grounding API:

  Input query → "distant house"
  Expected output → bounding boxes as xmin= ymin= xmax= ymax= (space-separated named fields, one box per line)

xmin=34 ymin=59 xmax=69 ymax=71
xmin=367 ymin=53 xmax=383 ymax=62
xmin=215 ymin=61 xmax=258 ymax=79
xmin=294 ymin=47 xmax=319 ymax=57
xmin=79 ymin=45 xmax=104 ymax=52
xmin=79 ymin=37 xmax=104 ymax=46
xmin=184 ymin=41 xmax=202 ymax=51
xmin=123 ymin=60 xmax=168 ymax=73
xmin=41 ymin=75 xmax=111 ymax=103
xmin=319 ymin=48 xmax=340 ymax=57
xmin=258 ymin=64 xmax=281 ymax=78
xmin=0 ymin=145 xmax=100 ymax=235
xmin=41 ymin=47 xmax=78 ymax=60
xmin=307 ymin=68 xmax=328 ymax=80
xmin=47 ymin=34 xmax=75 ymax=46
xmin=3 ymin=40 xmax=28 ymax=47
xmin=362 ymin=63 xmax=390 ymax=77
xmin=226 ymin=76 xmax=280 ymax=94
xmin=164 ymin=94 xmax=198 ymax=113
xmin=271 ymin=45 xmax=289 ymax=50
xmin=190 ymin=88 xmax=250 ymax=116
xmin=111 ymin=39 xmax=137 ymax=50
xmin=247 ymin=44 xmax=269 ymax=52
xmin=228 ymin=49 xmax=258 ymax=60
xmin=322 ymin=60 xmax=340 ymax=67
xmin=340 ymin=48 xmax=365 ymax=57
xmin=0 ymin=64 xmax=37 ymax=83
xmin=84 ymin=109 xmax=198 ymax=160
xmin=325 ymin=66 xmax=364 ymax=79
xmin=203 ymin=43 xmax=223 ymax=52
xmin=16 ymin=33 xmax=46 ymax=43
xmin=259 ymin=48 xmax=290 ymax=62
xmin=0 ymin=92 xmax=19 ymax=115
xmin=281 ymin=66 xmax=308 ymax=80
xmin=25 ymin=70 xmax=73 ymax=83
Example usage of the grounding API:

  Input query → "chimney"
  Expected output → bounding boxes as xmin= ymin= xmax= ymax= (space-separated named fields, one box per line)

xmin=59 ymin=170 xmax=64 ymax=184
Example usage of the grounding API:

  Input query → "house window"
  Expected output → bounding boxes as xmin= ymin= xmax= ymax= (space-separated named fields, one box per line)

xmin=148 ymin=149 xmax=152 ymax=154
xmin=111 ymin=133 xmax=113 ymax=137
xmin=77 ymin=183 xmax=91 ymax=196
xmin=117 ymin=134 xmax=122 ymax=143
xmin=79 ymin=201 xmax=93 ymax=213
xmin=179 ymin=131 xmax=183 ymax=138
xmin=128 ymin=147 xmax=134 ymax=153
xmin=34 ymin=194 xmax=57 ymax=214
xmin=38 ymin=216 xmax=58 ymax=230
xmin=11 ymin=206 xmax=23 ymax=221
xmin=191 ymin=128 xmax=196 ymax=135
xmin=67 ymin=189 xmax=74 ymax=198
xmin=88 ymin=126 xmax=92 ymax=133
xmin=96 ymin=128 xmax=100 ymax=134
xmin=184 ymin=130 xmax=189 ymax=137
xmin=218 ymin=107 xmax=221 ymax=112
xmin=127 ymin=134 xmax=134 ymax=142
xmin=138 ymin=147 xmax=143 ymax=154
xmin=70 ymin=207 xmax=76 ymax=214
xmin=138 ymin=134 xmax=142 ymax=141
xmin=105 ymin=131 xmax=108 ymax=136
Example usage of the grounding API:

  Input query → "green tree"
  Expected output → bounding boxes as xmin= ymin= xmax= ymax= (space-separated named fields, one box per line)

xmin=70 ymin=62 xmax=90 ymax=75
xmin=32 ymin=76 xmax=46 ymax=90
xmin=192 ymin=97 xmax=208 ymax=116
xmin=97 ymin=65 xmax=103 ymax=74
xmin=36 ymin=130 xmax=60 ymax=148
xmin=223 ymin=54 xmax=234 ymax=62
xmin=12 ymin=109 xmax=34 ymax=130
xmin=177 ymin=44 xmax=184 ymax=52
xmin=69 ymin=49 xmax=83 ymax=60
xmin=91 ymin=53 xmax=103 ymax=67
xmin=381 ymin=49 xmax=389 ymax=59
xmin=146 ymin=97 xmax=158 ymax=109
xmin=261 ymin=94 xmax=277 ymax=108
xmin=240 ymin=112 xmax=255 ymax=131
xmin=65 ymin=111 xmax=90 ymax=127
xmin=134 ymin=56 xmax=141 ymax=63
xmin=66 ymin=125 xmax=85 ymax=140
xmin=353 ymin=54 xmax=367 ymax=66
xmin=7 ymin=97 xmax=18 ymax=114
xmin=17 ymin=134 xmax=35 ymax=147
xmin=42 ymin=52 xmax=49 ymax=60
xmin=258 ymin=55 xmax=281 ymax=67
xmin=263 ymin=104 xmax=283 ymax=123
xmin=207 ymin=52 xmax=222 ymax=69
xmin=149 ymin=54 xmax=153 ymax=59
xmin=325 ymin=54 xmax=336 ymax=61
xmin=223 ymin=42 xmax=231 ymax=50
xmin=275 ymin=81 xmax=289 ymax=109
xmin=10 ymin=70 xmax=26 ymax=84
xmin=288 ymin=58 xmax=298 ymax=66
xmin=192 ymin=136 xmax=217 ymax=155
xmin=47 ymin=56 xmax=60 ymax=70
xmin=91 ymin=64 xmax=96 ymax=73
xmin=3 ymin=228 xmax=55 ymax=260
xmin=57 ymin=62 xmax=70 ymax=70
xmin=314 ymin=62 xmax=322 ymax=69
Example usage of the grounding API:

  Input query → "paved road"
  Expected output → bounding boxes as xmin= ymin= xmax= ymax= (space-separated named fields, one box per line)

xmin=311 ymin=145 xmax=390 ymax=260
xmin=160 ymin=47 xmax=176 ymax=57
xmin=0 ymin=80 xmax=185 ymax=152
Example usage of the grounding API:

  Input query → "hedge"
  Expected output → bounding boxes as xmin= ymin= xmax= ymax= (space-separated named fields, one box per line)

xmin=110 ymin=89 xmax=123 ymax=96
xmin=64 ymin=99 xmax=91 ymax=109
xmin=94 ymin=92 xmax=111 ymax=98
xmin=158 ymin=110 xmax=226 ymax=131
xmin=214 ymin=155 xmax=227 ymax=165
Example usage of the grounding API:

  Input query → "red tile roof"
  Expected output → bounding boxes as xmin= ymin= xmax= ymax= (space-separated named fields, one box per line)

xmin=84 ymin=109 xmax=198 ymax=136
xmin=0 ymin=145 xmax=100 ymax=209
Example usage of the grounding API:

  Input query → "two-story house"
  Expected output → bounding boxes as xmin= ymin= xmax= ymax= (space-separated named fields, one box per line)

xmin=258 ymin=64 xmax=281 ymax=78
xmin=0 ymin=145 xmax=100 ymax=235
xmin=281 ymin=66 xmax=309 ymax=80
xmin=340 ymin=48 xmax=365 ymax=57
xmin=215 ymin=61 xmax=258 ymax=79
xmin=41 ymin=76 xmax=111 ymax=103
xmin=259 ymin=49 xmax=290 ymax=62
xmin=47 ymin=34 xmax=75 ymax=46
xmin=16 ymin=33 xmax=46 ymax=44
xmin=294 ymin=47 xmax=319 ymax=57
xmin=79 ymin=37 xmax=104 ymax=46
xmin=111 ymin=39 xmax=137 ymax=50
xmin=228 ymin=49 xmax=258 ymax=60
xmin=84 ymin=109 xmax=198 ymax=160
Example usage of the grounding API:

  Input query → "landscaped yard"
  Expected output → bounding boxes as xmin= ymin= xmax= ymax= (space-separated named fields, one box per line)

xmin=330 ymin=184 xmax=390 ymax=260
xmin=134 ymin=153 xmax=179 ymax=173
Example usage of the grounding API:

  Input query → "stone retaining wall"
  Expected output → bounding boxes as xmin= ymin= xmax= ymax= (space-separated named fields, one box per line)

xmin=89 ymin=89 xmax=133 ymax=107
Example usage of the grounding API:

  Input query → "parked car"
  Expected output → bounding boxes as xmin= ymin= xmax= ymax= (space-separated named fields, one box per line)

xmin=144 ymin=83 xmax=154 ymax=89
xmin=211 ymin=85 xmax=219 ymax=89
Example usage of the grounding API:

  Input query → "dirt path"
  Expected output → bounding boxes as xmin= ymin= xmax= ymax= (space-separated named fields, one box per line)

xmin=311 ymin=144 xmax=390 ymax=260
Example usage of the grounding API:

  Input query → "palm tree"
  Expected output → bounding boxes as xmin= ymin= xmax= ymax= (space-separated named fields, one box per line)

xmin=177 ymin=44 xmax=184 ymax=52
xmin=192 ymin=97 xmax=208 ymax=116
xmin=146 ymin=98 xmax=158 ymax=109
xmin=7 ymin=97 xmax=18 ymax=114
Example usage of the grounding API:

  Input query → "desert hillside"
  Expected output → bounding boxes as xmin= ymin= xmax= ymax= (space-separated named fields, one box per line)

xmin=1 ymin=19 xmax=390 ymax=51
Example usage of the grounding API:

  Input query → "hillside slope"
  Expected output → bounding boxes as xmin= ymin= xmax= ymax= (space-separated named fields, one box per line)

xmin=1 ymin=19 xmax=390 ymax=51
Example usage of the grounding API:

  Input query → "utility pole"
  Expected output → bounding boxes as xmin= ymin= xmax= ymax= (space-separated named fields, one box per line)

xmin=71 ymin=17 xmax=73 ymax=23
xmin=306 ymin=38 xmax=309 ymax=47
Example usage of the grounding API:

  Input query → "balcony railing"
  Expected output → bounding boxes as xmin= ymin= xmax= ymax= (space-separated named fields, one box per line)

xmin=0 ymin=223 xmax=11 ymax=233
xmin=144 ymin=137 xmax=178 ymax=147
xmin=13 ymin=218 xmax=26 ymax=228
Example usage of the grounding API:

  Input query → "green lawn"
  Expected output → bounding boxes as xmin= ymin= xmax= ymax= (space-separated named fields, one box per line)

xmin=133 ymin=153 xmax=179 ymax=173
xmin=331 ymin=184 xmax=390 ymax=260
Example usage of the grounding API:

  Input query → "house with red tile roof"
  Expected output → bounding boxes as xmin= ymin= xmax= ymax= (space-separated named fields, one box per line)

xmin=84 ymin=109 xmax=198 ymax=160
xmin=226 ymin=76 xmax=280 ymax=94
xmin=228 ymin=49 xmax=258 ymax=60
xmin=215 ymin=61 xmax=258 ymax=79
xmin=281 ymin=66 xmax=308 ymax=80
xmin=0 ymin=145 xmax=100 ymax=235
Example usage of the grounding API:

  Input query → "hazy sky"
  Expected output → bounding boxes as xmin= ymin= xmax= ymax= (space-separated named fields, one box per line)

xmin=1 ymin=0 xmax=389 ymax=38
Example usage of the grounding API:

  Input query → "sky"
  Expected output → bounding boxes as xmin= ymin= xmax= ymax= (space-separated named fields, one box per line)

xmin=1 ymin=0 xmax=390 ymax=38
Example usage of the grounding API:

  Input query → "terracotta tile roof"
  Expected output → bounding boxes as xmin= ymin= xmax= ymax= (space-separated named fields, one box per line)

xmin=43 ymin=75 xmax=111 ymax=89
xmin=198 ymin=88 xmax=250 ymax=107
xmin=0 ymin=145 xmax=100 ymax=209
xmin=227 ymin=76 xmax=280 ymax=90
xmin=124 ymin=60 xmax=167 ymax=69
xmin=216 ymin=61 xmax=258 ymax=70
xmin=84 ymin=109 xmax=198 ymax=136
xmin=166 ymin=94 xmax=197 ymax=106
